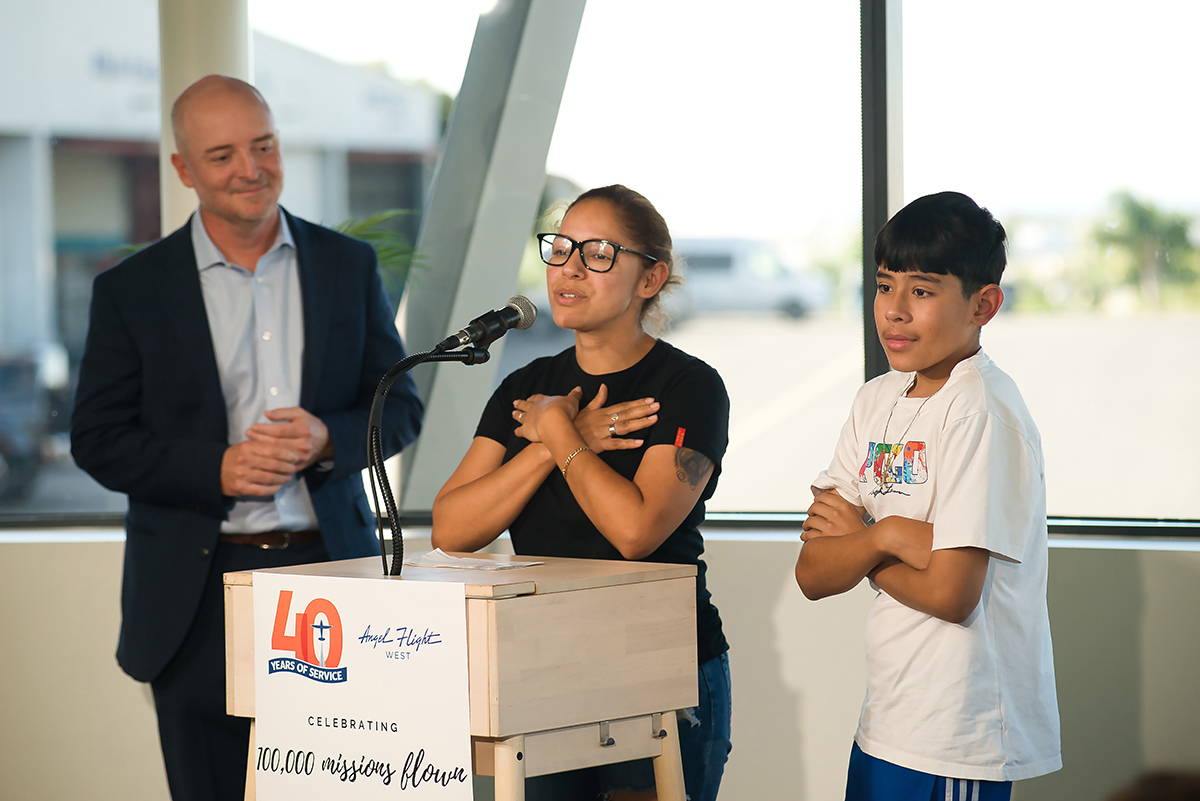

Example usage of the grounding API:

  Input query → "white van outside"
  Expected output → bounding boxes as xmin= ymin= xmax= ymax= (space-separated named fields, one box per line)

xmin=666 ymin=238 xmax=833 ymax=320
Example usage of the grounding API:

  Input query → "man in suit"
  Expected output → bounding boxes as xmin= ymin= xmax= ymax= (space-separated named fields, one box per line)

xmin=71 ymin=75 xmax=423 ymax=801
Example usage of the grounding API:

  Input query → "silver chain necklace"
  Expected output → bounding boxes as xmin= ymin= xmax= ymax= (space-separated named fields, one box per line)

xmin=874 ymin=381 xmax=939 ymax=496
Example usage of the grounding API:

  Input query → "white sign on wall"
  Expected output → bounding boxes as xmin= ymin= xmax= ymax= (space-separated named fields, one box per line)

xmin=252 ymin=572 xmax=472 ymax=799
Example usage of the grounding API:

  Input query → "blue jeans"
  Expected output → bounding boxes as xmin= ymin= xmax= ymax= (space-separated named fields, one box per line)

xmin=525 ymin=652 xmax=732 ymax=801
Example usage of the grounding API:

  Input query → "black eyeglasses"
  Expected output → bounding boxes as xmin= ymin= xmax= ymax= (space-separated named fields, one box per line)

xmin=536 ymin=233 xmax=659 ymax=274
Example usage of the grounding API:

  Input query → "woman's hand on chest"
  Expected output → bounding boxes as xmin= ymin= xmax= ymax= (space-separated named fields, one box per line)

xmin=571 ymin=383 xmax=660 ymax=452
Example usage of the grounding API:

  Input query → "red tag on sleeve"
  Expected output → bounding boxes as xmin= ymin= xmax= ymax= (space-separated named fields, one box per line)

xmin=674 ymin=428 xmax=686 ymax=447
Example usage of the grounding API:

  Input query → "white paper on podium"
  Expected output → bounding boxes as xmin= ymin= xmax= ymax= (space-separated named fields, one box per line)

xmin=253 ymin=572 xmax=472 ymax=799
xmin=404 ymin=548 xmax=544 ymax=570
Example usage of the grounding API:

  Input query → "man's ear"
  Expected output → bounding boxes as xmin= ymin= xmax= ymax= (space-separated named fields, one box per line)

xmin=637 ymin=261 xmax=670 ymax=299
xmin=170 ymin=152 xmax=194 ymax=189
xmin=973 ymin=284 xmax=1004 ymax=326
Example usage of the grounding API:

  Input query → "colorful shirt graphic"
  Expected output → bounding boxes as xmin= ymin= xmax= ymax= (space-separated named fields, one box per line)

xmin=859 ymin=440 xmax=928 ymax=496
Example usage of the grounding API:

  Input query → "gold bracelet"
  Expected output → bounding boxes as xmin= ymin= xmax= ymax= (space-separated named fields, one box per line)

xmin=560 ymin=445 xmax=591 ymax=478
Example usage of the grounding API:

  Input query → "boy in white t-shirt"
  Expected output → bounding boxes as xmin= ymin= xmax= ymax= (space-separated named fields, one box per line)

xmin=796 ymin=192 xmax=1061 ymax=801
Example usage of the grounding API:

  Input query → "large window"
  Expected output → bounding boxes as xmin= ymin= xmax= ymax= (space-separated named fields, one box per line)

xmin=506 ymin=0 xmax=864 ymax=512
xmin=4 ymin=0 xmax=1194 ymax=526
xmin=904 ymin=0 xmax=1200 ymax=520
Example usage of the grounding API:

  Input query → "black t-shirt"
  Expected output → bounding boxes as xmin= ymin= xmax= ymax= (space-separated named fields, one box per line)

xmin=475 ymin=339 xmax=729 ymax=664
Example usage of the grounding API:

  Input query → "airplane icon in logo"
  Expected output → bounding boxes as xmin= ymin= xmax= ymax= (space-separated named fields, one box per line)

xmin=312 ymin=617 xmax=332 ymax=667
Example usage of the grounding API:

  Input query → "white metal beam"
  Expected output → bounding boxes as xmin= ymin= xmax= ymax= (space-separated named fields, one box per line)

xmin=400 ymin=0 xmax=587 ymax=509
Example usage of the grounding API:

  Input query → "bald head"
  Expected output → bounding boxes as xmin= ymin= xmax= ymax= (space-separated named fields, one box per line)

xmin=171 ymin=75 xmax=273 ymax=157
xmin=168 ymin=74 xmax=283 ymax=233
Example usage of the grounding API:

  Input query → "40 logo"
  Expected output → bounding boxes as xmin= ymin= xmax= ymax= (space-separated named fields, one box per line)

xmin=267 ymin=590 xmax=348 ymax=683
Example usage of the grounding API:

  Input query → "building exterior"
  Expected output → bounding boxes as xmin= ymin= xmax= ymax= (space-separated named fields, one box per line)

xmin=0 ymin=0 xmax=442 ymax=448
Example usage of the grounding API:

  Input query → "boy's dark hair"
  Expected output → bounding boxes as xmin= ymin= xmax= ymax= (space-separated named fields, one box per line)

xmin=874 ymin=191 xmax=1007 ymax=296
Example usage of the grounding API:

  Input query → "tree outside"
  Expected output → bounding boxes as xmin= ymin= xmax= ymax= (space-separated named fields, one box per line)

xmin=1003 ymin=192 xmax=1199 ymax=314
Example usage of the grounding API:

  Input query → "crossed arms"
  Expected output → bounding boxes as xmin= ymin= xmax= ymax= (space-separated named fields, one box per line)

xmin=794 ymin=489 xmax=989 ymax=624
xmin=432 ymin=383 xmax=714 ymax=560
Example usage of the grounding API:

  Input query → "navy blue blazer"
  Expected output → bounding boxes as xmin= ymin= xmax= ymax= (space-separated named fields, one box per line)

xmin=71 ymin=209 xmax=423 ymax=683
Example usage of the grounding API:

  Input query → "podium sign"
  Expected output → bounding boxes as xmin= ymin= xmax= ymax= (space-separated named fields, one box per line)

xmin=252 ymin=572 xmax=472 ymax=799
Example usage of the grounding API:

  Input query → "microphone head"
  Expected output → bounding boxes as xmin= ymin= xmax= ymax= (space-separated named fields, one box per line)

xmin=505 ymin=295 xmax=538 ymax=330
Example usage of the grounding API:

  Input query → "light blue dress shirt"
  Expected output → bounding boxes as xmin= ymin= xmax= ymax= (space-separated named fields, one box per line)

xmin=192 ymin=211 xmax=320 ymax=534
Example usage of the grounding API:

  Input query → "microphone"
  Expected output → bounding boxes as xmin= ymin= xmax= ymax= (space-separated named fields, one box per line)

xmin=436 ymin=295 xmax=537 ymax=351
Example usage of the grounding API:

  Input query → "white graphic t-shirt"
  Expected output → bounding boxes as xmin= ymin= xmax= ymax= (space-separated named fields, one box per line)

xmin=812 ymin=350 xmax=1062 ymax=781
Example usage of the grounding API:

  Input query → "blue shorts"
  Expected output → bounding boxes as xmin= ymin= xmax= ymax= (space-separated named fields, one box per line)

xmin=525 ymin=652 xmax=732 ymax=801
xmin=846 ymin=742 xmax=1012 ymax=801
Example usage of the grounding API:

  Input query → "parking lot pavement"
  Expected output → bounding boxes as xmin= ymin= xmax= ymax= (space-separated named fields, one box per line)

xmin=666 ymin=313 xmax=864 ymax=513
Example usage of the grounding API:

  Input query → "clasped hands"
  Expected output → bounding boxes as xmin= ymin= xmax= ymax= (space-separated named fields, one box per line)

xmin=220 ymin=407 xmax=332 ymax=497
xmin=511 ymin=384 xmax=659 ymax=453
xmin=802 ymin=488 xmax=932 ymax=572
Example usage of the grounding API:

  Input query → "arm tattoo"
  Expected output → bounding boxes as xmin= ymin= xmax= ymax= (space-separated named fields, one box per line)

xmin=674 ymin=447 xmax=713 ymax=491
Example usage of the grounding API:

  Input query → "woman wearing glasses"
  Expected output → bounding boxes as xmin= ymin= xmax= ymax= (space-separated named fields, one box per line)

xmin=432 ymin=185 xmax=730 ymax=801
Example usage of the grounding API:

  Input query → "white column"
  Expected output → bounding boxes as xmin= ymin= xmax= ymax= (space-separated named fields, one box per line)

xmin=0 ymin=134 xmax=56 ymax=352
xmin=157 ymin=0 xmax=252 ymax=236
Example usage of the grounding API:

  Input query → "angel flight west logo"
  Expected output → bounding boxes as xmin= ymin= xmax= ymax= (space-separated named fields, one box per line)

xmin=267 ymin=590 xmax=348 ymax=683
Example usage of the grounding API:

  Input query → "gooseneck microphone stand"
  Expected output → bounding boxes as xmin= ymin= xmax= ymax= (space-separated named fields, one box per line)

xmin=367 ymin=295 xmax=537 ymax=577
xmin=366 ymin=344 xmax=492 ymax=577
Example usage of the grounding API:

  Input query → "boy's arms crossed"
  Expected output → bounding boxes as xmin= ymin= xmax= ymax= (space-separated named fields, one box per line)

xmin=869 ymin=547 xmax=989 ymax=624
xmin=795 ymin=490 xmax=990 ymax=623
xmin=794 ymin=489 xmax=933 ymax=601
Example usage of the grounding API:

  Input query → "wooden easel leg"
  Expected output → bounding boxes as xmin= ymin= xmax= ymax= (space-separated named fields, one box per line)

xmin=493 ymin=734 xmax=527 ymax=801
xmin=652 ymin=711 xmax=686 ymax=801
xmin=245 ymin=719 xmax=256 ymax=801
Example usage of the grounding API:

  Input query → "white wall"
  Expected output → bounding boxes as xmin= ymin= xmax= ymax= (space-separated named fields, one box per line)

xmin=254 ymin=34 xmax=440 ymax=152
xmin=3 ymin=534 xmax=1199 ymax=800
xmin=0 ymin=0 xmax=159 ymax=139
xmin=0 ymin=538 xmax=169 ymax=800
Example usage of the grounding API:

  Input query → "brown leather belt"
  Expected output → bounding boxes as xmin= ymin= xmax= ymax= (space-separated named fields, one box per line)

xmin=218 ymin=529 xmax=322 ymax=550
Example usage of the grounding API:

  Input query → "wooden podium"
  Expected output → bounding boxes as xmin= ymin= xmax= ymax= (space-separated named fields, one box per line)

xmin=224 ymin=552 xmax=699 ymax=800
